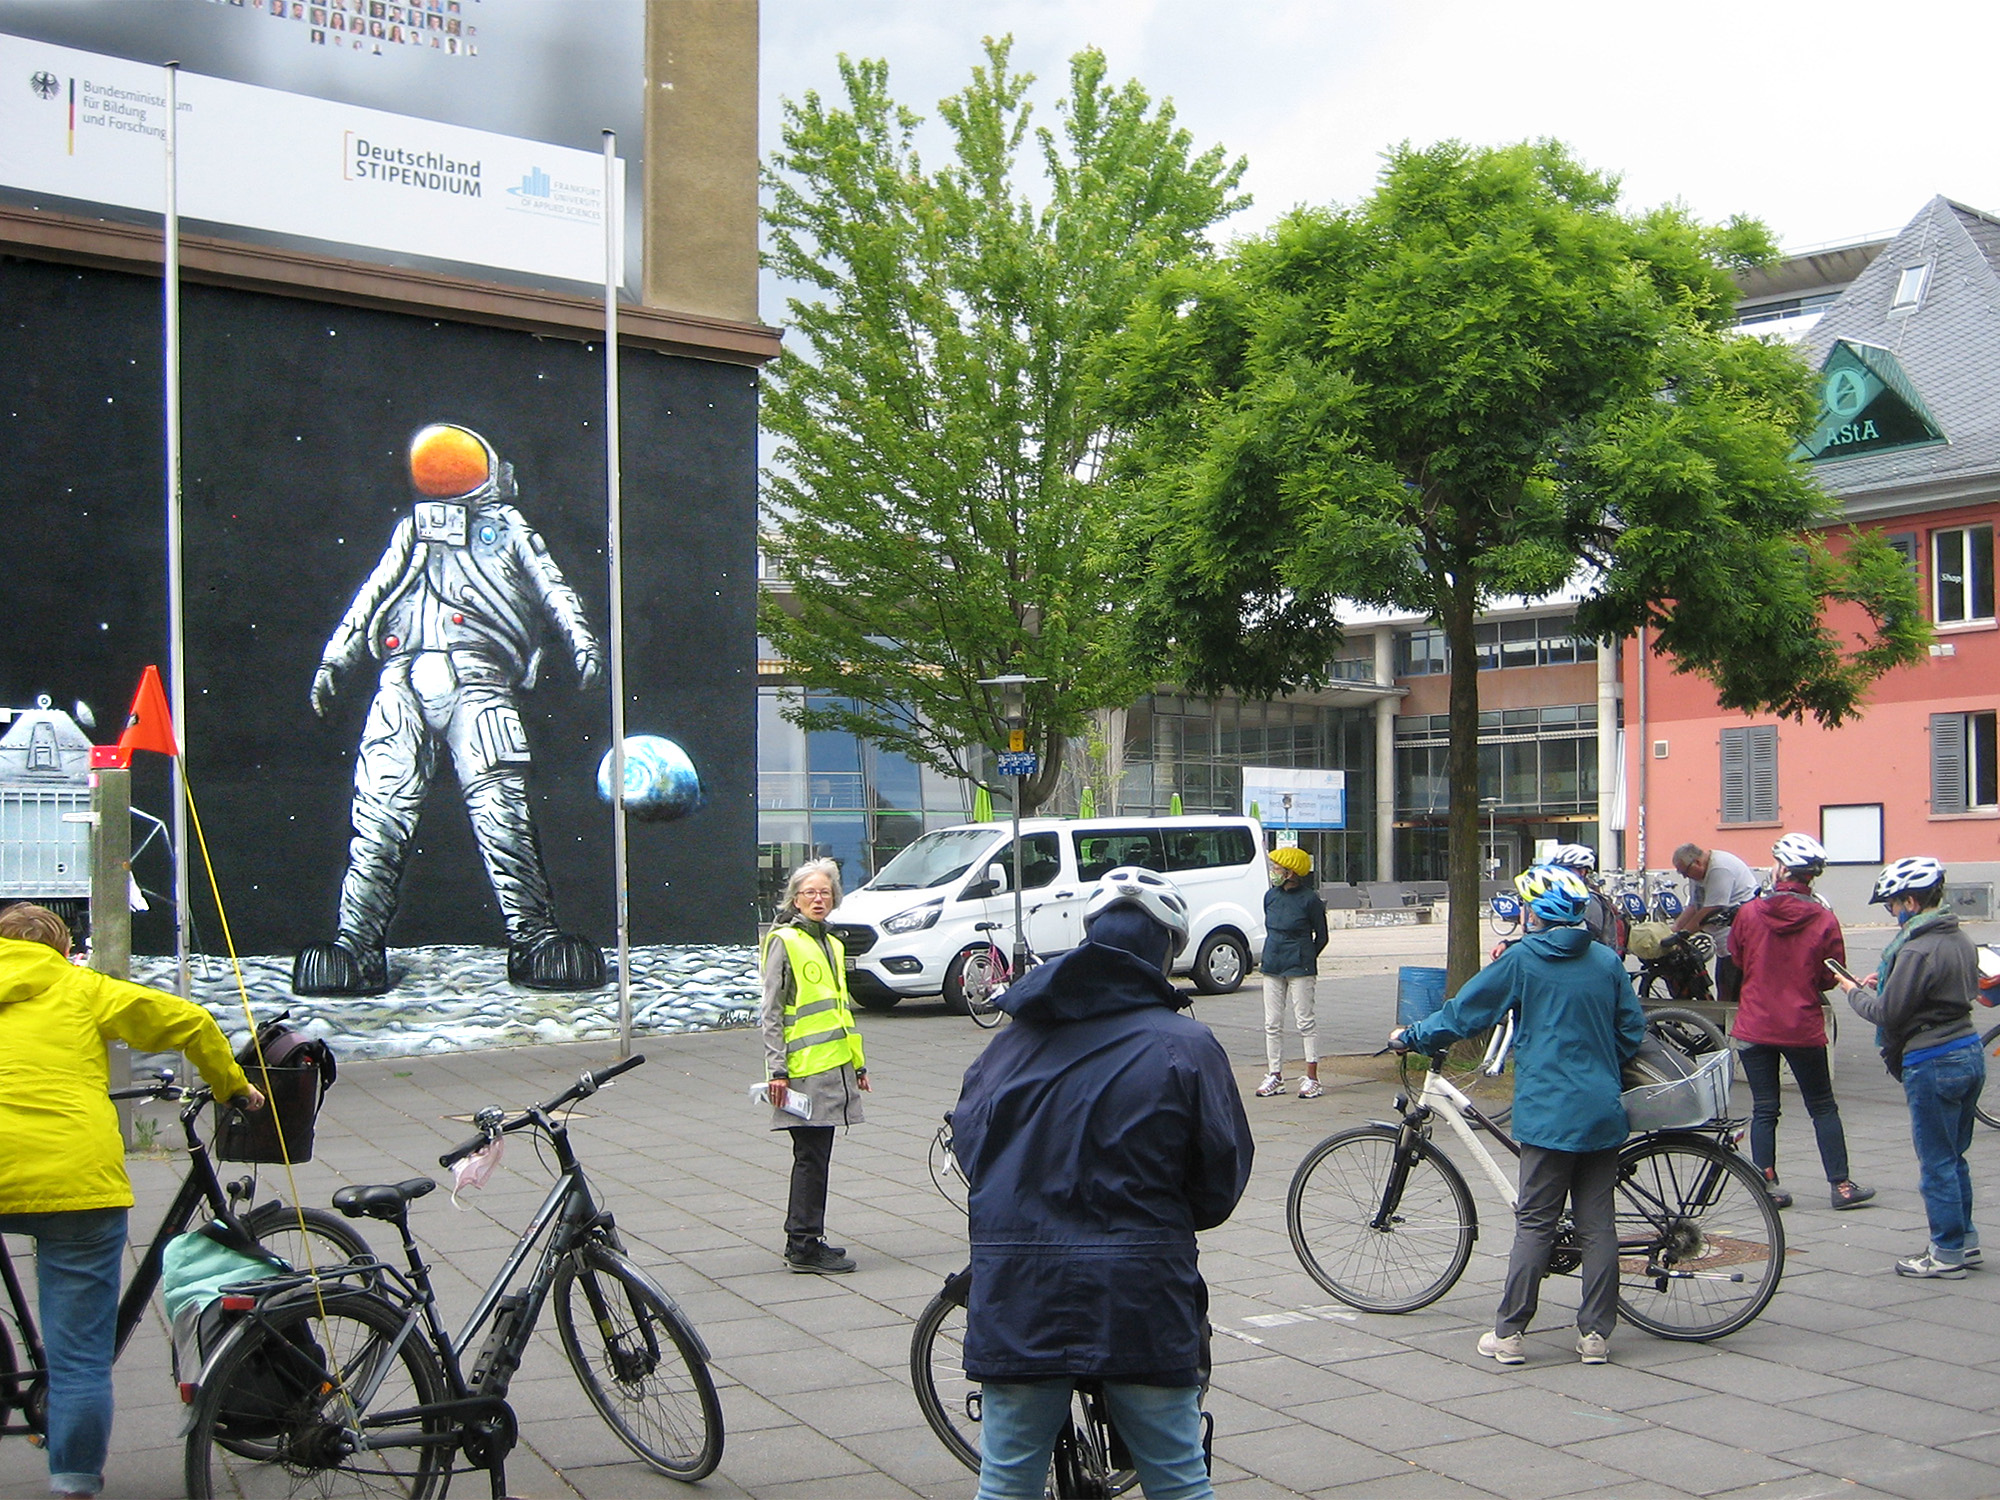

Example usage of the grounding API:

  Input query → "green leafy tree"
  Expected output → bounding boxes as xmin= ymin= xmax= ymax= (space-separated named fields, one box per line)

xmin=760 ymin=37 xmax=1246 ymax=810
xmin=1106 ymin=140 xmax=1926 ymax=984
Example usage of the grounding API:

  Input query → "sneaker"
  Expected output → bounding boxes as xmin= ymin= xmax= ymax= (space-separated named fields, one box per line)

xmin=1297 ymin=1078 xmax=1325 ymax=1100
xmin=1576 ymin=1331 xmax=1609 ymax=1365
xmin=1830 ymin=1181 xmax=1876 ymax=1210
xmin=1477 ymin=1331 xmax=1525 ymax=1365
xmin=1894 ymin=1248 xmax=1966 ymax=1279
xmin=1761 ymin=1170 xmax=1792 ymax=1211
xmin=785 ymin=1241 xmax=857 ymax=1275
xmin=1255 ymin=1072 xmax=1286 ymax=1098
xmin=1966 ymin=1244 xmax=1984 ymax=1267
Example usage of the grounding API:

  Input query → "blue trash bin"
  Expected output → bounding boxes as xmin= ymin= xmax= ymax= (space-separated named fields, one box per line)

xmin=1396 ymin=966 xmax=1448 ymax=1030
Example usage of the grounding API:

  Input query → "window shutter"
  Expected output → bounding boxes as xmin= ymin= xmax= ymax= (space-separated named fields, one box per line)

xmin=1720 ymin=729 xmax=1749 ymax=823
xmin=1932 ymin=712 xmax=1968 ymax=815
xmin=1749 ymin=726 xmax=1778 ymax=822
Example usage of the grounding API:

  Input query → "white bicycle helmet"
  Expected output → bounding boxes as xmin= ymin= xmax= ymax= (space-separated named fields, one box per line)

xmin=1547 ymin=843 xmax=1597 ymax=873
xmin=1083 ymin=866 xmax=1191 ymax=959
xmin=1771 ymin=833 xmax=1828 ymax=875
xmin=1870 ymin=856 xmax=1946 ymax=905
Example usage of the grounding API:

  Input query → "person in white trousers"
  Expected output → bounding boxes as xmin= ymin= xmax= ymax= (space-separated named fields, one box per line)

xmin=1257 ymin=846 xmax=1328 ymax=1098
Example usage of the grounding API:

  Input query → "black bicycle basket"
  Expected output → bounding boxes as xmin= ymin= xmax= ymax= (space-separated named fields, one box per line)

xmin=216 ymin=1018 xmax=336 ymax=1164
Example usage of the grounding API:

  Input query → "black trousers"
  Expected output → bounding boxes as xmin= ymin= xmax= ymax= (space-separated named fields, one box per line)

xmin=1715 ymin=952 xmax=1743 ymax=1006
xmin=784 ymin=1126 xmax=836 ymax=1253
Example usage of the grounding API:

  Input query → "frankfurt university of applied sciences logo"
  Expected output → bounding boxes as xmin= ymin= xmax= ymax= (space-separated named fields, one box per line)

xmin=510 ymin=166 xmax=551 ymax=200
xmin=29 ymin=70 xmax=60 ymax=101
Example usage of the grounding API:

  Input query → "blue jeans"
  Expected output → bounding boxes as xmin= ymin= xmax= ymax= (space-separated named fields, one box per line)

xmin=1737 ymin=1044 xmax=1850 ymax=1183
xmin=1902 ymin=1043 xmax=1985 ymax=1259
xmin=0 ymin=1208 xmax=127 ymax=1496
xmin=977 ymin=1380 xmax=1210 ymax=1500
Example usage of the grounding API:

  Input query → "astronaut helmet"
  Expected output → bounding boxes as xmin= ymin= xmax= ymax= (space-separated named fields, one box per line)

xmin=407 ymin=423 xmax=516 ymax=505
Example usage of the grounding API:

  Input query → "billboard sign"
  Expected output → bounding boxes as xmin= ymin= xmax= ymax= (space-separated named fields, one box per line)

xmin=1242 ymin=766 xmax=1346 ymax=829
xmin=0 ymin=31 xmax=614 ymax=285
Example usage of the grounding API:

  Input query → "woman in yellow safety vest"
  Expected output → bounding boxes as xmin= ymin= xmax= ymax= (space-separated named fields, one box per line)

xmin=761 ymin=858 xmax=868 ymax=1274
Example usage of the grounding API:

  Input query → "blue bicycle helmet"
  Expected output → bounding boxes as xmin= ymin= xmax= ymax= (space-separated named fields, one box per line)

xmin=1514 ymin=864 xmax=1589 ymax=925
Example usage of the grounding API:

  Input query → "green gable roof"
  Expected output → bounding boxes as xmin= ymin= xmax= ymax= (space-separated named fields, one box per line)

xmin=1794 ymin=339 xmax=1946 ymax=463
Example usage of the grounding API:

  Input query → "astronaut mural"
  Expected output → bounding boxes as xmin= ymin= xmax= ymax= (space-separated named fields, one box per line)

xmin=293 ymin=422 xmax=607 ymax=997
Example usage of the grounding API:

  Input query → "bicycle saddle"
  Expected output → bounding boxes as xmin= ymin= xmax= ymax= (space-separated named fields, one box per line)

xmin=333 ymin=1178 xmax=437 ymax=1221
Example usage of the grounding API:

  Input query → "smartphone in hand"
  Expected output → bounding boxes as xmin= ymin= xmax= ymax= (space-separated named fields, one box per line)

xmin=1825 ymin=957 xmax=1859 ymax=985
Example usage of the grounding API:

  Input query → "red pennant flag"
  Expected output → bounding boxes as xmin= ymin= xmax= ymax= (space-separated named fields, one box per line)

xmin=117 ymin=665 xmax=180 ymax=758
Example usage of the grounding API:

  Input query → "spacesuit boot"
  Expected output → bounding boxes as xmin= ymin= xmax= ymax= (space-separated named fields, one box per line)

xmin=466 ymin=770 xmax=606 ymax=991
xmin=293 ymin=938 xmax=392 ymax=997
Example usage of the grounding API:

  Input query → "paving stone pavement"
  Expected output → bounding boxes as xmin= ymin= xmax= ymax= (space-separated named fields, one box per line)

xmin=6 ymin=921 xmax=2000 ymax=1499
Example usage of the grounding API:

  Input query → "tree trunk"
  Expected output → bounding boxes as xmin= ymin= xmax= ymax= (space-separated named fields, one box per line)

xmin=1017 ymin=724 xmax=1066 ymax=813
xmin=1443 ymin=569 xmax=1483 ymax=992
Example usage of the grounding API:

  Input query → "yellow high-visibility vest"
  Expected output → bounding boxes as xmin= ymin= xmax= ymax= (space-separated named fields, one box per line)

xmin=765 ymin=925 xmax=865 ymax=1080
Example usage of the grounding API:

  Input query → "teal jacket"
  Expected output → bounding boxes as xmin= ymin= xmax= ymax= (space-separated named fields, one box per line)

xmin=1404 ymin=925 xmax=1646 ymax=1153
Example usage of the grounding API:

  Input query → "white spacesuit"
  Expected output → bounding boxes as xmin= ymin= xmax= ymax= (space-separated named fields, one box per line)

xmin=294 ymin=423 xmax=605 ymax=996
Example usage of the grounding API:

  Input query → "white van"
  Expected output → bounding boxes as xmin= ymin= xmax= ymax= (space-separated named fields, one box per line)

xmin=828 ymin=816 xmax=1269 ymax=1012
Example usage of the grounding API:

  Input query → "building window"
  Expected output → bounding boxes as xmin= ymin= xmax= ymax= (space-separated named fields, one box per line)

xmin=1396 ymin=628 xmax=1449 ymax=676
xmin=1719 ymin=725 xmax=1777 ymax=824
xmin=1931 ymin=711 xmax=1999 ymax=815
xmin=1933 ymin=526 xmax=1995 ymax=624
xmin=1403 ymin=615 xmax=1599 ymax=677
xmin=1891 ymin=263 xmax=1930 ymax=311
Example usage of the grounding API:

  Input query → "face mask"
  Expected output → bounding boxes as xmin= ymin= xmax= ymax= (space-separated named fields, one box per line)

xmin=1270 ymin=871 xmax=1289 ymax=888
xmin=1895 ymin=904 xmax=1917 ymax=926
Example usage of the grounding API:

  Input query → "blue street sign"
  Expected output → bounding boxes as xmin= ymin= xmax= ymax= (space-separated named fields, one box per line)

xmin=996 ymin=751 xmax=1038 ymax=777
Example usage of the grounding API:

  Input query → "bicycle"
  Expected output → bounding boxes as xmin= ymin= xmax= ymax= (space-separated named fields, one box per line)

xmin=180 ymin=1055 xmax=724 ymax=1498
xmin=1286 ymin=1042 xmax=1784 ymax=1341
xmin=961 ymin=918 xmax=1041 ymax=1030
xmin=910 ymin=1116 xmax=1211 ymax=1496
xmin=0 ymin=1070 xmax=371 ymax=1445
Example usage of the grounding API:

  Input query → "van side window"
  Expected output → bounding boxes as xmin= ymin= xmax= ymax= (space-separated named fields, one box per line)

xmin=1163 ymin=826 xmax=1257 ymax=872
xmin=1073 ymin=830 xmax=1165 ymax=881
xmin=987 ymin=833 xmax=1062 ymax=892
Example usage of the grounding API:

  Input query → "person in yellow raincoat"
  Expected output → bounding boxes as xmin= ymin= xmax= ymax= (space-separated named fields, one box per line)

xmin=0 ymin=903 xmax=263 ymax=1498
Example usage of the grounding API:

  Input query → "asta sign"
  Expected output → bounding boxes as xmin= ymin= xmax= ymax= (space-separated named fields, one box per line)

xmin=1242 ymin=766 xmax=1345 ymax=829
xmin=0 ymin=31 xmax=615 ymax=285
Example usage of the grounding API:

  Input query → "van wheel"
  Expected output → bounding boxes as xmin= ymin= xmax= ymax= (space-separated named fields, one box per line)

xmin=1192 ymin=931 xmax=1249 ymax=994
xmin=941 ymin=949 xmax=983 ymax=1015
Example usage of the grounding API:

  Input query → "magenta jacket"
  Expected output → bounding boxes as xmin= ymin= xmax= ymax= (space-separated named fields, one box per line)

xmin=1729 ymin=881 xmax=1845 ymax=1048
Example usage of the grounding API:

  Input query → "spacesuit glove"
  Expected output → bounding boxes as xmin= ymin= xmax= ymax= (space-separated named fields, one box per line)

xmin=310 ymin=663 xmax=338 ymax=719
xmin=575 ymin=645 xmax=604 ymax=690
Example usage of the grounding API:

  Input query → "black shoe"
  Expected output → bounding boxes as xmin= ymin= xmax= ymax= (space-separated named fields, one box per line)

xmin=785 ymin=1241 xmax=856 ymax=1274
xmin=507 ymin=931 xmax=607 ymax=991
xmin=292 ymin=939 xmax=389 ymax=996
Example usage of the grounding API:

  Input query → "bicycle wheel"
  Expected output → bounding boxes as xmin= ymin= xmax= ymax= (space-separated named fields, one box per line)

xmin=553 ymin=1245 xmax=723 ymax=1481
xmin=963 ymin=947 xmax=1009 ymax=1029
xmin=1286 ymin=1127 xmax=1476 ymax=1313
xmin=1613 ymin=1135 xmax=1783 ymax=1341
xmin=1976 ymin=1024 xmax=2000 ymax=1129
xmin=1645 ymin=1007 xmax=1728 ymax=1058
xmin=910 ymin=1277 xmax=980 ymax=1472
xmin=245 ymin=1202 xmax=374 ymax=1278
xmin=185 ymin=1286 xmax=451 ymax=1499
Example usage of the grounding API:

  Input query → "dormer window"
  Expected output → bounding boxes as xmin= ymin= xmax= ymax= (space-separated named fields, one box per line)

xmin=1891 ymin=263 xmax=1930 ymax=311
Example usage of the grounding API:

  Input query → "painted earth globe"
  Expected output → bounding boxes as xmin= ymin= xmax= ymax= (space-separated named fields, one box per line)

xmin=597 ymin=735 xmax=702 ymax=823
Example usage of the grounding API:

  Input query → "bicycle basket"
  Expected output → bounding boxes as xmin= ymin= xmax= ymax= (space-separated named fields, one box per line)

xmin=1622 ymin=1045 xmax=1733 ymax=1133
xmin=216 ymin=1021 xmax=336 ymax=1164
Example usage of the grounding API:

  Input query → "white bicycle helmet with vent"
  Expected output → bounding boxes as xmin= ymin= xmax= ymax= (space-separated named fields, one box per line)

xmin=1547 ymin=843 xmax=1597 ymax=872
xmin=1870 ymin=856 xmax=1946 ymax=905
xmin=1771 ymin=833 xmax=1828 ymax=874
xmin=1083 ymin=866 xmax=1191 ymax=960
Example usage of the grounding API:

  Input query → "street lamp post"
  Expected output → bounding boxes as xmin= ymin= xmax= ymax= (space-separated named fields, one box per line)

xmin=977 ymin=673 xmax=1046 ymax=973
xmin=1480 ymin=797 xmax=1501 ymax=881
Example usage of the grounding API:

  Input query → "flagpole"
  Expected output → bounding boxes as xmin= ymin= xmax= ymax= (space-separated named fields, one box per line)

xmin=164 ymin=61 xmax=190 ymax=999
xmin=604 ymin=130 xmax=632 ymax=1056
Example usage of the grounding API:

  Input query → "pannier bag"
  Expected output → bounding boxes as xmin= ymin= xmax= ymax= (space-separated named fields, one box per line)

xmin=216 ymin=1017 xmax=336 ymax=1164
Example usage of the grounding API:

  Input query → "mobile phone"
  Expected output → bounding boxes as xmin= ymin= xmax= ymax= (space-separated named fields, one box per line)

xmin=1825 ymin=957 xmax=1858 ymax=985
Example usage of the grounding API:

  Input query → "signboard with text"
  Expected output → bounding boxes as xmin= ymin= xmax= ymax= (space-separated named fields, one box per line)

xmin=1241 ymin=766 xmax=1346 ymax=829
xmin=0 ymin=31 xmax=614 ymax=285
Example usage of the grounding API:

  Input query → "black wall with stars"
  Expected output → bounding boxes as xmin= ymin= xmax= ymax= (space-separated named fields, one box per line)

xmin=0 ymin=254 xmax=756 ymax=954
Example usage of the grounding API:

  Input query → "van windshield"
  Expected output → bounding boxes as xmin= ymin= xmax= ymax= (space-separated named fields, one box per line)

xmin=863 ymin=829 xmax=1001 ymax=891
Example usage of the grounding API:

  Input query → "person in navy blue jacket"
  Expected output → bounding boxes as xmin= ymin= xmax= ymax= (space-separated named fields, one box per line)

xmin=1394 ymin=865 xmax=1646 ymax=1368
xmin=952 ymin=867 xmax=1252 ymax=1500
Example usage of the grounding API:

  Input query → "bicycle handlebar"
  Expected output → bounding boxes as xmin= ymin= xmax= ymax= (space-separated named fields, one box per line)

xmin=438 ymin=1054 xmax=648 ymax=1167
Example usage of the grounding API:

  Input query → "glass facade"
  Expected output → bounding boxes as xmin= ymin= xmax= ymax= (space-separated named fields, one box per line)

xmin=757 ymin=689 xmax=971 ymax=921
xmin=1122 ymin=694 xmax=1378 ymax=882
xmin=1396 ymin=615 xmax=1599 ymax=676
xmin=1393 ymin=705 xmax=1599 ymax=882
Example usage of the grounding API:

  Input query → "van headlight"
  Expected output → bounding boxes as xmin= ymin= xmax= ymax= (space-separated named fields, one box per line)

xmin=883 ymin=900 xmax=943 ymax=933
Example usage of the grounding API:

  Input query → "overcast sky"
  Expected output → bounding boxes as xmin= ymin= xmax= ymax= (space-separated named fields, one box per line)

xmin=761 ymin=0 xmax=1997 ymax=260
